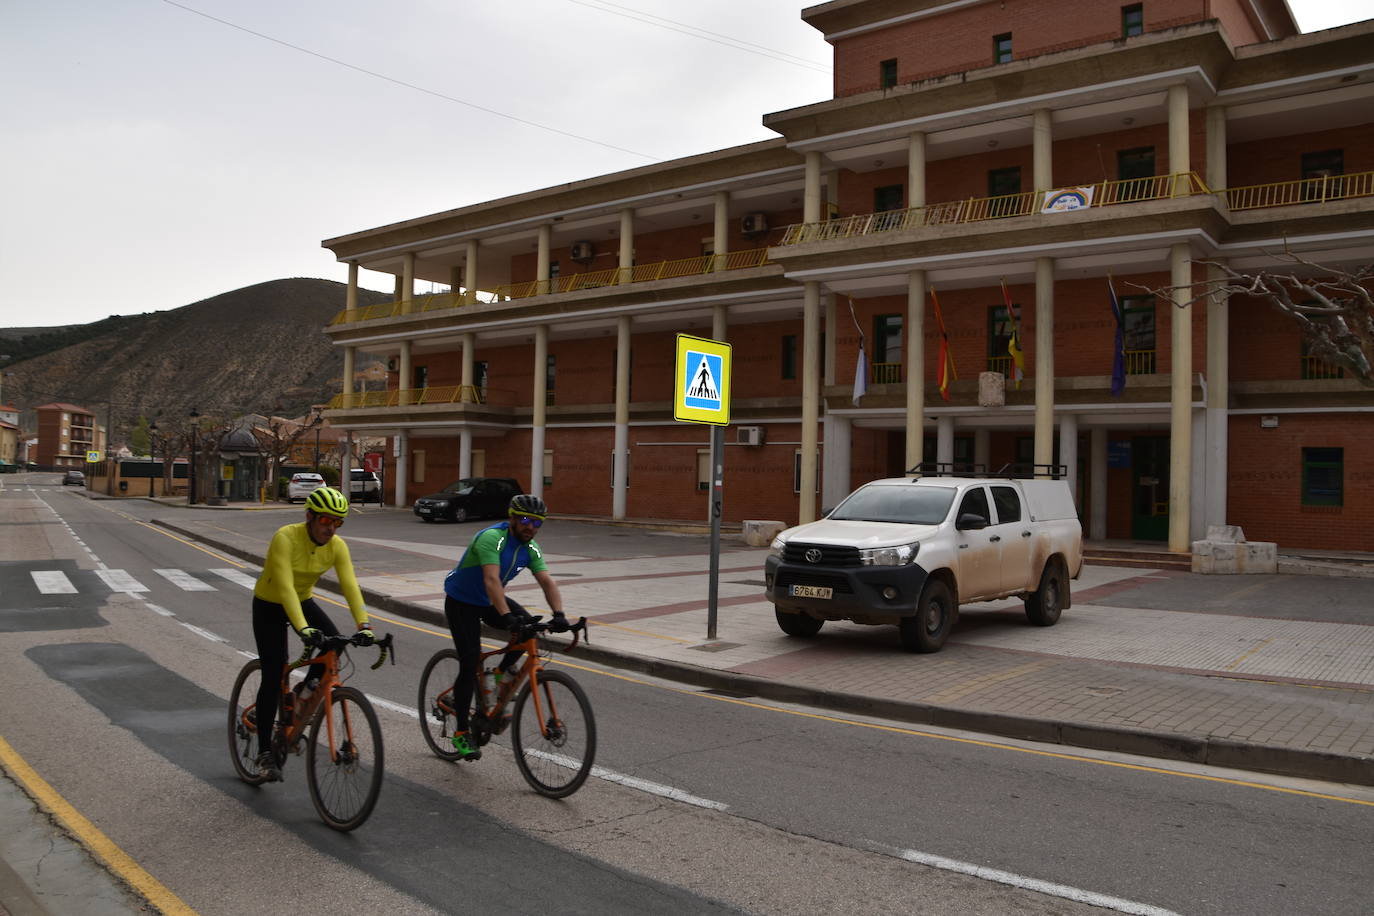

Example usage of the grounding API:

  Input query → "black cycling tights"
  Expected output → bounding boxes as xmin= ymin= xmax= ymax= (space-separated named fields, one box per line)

xmin=252 ymin=596 xmax=339 ymax=755
xmin=444 ymin=596 xmax=532 ymax=731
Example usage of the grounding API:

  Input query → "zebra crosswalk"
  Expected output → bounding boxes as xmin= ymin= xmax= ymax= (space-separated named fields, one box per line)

xmin=28 ymin=568 xmax=257 ymax=596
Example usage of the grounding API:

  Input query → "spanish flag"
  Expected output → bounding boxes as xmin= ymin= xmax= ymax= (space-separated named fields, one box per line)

xmin=931 ymin=287 xmax=955 ymax=401
xmin=1002 ymin=279 xmax=1025 ymax=389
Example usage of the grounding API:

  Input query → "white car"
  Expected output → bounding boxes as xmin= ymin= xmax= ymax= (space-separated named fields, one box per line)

xmin=287 ymin=472 xmax=325 ymax=503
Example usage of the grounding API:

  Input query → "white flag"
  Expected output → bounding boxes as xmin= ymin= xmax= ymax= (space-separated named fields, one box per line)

xmin=852 ymin=345 xmax=868 ymax=405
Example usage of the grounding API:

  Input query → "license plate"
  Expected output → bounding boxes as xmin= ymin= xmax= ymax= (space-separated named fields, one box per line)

xmin=418 ymin=507 xmax=431 ymax=514
xmin=790 ymin=585 xmax=832 ymax=599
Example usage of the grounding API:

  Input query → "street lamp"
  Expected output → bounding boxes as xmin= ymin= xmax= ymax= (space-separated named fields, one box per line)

xmin=188 ymin=407 xmax=200 ymax=505
xmin=312 ymin=405 xmax=324 ymax=473
xmin=148 ymin=420 xmax=159 ymax=498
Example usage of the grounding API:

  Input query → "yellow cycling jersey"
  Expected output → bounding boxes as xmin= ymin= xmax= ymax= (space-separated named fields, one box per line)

xmin=252 ymin=522 xmax=368 ymax=632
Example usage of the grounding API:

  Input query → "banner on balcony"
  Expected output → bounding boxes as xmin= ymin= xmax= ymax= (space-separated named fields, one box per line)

xmin=1041 ymin=186 xmax=1095 ymax=213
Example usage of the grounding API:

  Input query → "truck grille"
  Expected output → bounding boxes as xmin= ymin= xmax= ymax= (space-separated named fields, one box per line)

xmin=782 ymin=543 xmax=862 ymax=567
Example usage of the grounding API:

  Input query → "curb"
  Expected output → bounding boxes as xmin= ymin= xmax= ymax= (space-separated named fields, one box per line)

xmin=153 ymin=520 xmax=1374 ymax=789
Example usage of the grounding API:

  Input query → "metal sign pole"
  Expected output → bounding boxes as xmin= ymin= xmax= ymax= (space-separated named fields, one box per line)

xmin=707 ymin=422 xmax=723 ymax=640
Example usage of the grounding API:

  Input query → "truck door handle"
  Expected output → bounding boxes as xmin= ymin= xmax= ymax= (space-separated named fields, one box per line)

xmin=958 ymin=543 xmax=968 ymax=549
xmin=989 ymin=535 xmax=1001 ymax=543
xmin=1022 ymin=531 xmax=1032 ymax=538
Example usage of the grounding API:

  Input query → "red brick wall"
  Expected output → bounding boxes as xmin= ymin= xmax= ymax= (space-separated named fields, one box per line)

xmin=1227 ymin=123 xmax=1374 ymax=190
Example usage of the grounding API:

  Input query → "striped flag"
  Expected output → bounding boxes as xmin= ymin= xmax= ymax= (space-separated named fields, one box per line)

xmin=1002 ymin=279 xmax=1025 ymax=389
xmin=930 ymin=286 xmax=955 ymax=401
xmin=1109 ymin=277 xmax=1126 ymax=396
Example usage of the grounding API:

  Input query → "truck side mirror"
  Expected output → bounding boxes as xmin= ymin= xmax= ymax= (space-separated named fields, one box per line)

xmin=956 ymin=513 xmax=988 ymax=530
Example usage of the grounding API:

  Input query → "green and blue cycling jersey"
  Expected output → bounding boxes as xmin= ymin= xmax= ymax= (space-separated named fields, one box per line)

xmin=443 ymin=521 xmax=548 ymax=606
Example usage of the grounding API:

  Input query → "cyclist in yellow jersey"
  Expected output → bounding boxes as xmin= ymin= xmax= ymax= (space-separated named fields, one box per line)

xmin=251 ymin=486 xmax=373 ymax=780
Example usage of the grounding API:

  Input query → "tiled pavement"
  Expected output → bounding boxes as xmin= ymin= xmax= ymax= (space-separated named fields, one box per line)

xmin=157 ymin=518 xmax=1374 ymax=787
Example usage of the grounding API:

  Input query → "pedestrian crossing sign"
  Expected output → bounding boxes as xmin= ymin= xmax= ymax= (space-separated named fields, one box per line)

xmin=674 ymin=334 xmax=731 ymax=425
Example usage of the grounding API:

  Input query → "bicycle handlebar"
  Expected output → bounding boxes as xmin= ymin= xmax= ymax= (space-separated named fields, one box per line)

xmin=294 ymin=631 xmax=396 ymax=668
xmin=509 ymin=616 xmax=590 ymax=650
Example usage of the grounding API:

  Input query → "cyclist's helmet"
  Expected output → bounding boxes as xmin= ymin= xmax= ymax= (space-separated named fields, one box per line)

xmin=509 ymin=493 xmax=547 ymax=520
xmin=305 ymin=486 xmax=349 ymax=519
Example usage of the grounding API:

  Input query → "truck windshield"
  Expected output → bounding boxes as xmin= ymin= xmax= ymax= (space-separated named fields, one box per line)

xmin=830 ymin=486 xmax=955 ymax=524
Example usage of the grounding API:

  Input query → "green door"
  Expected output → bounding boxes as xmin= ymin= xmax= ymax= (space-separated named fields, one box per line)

xmin=1130 ymin=436 xmax=1169 ymax=541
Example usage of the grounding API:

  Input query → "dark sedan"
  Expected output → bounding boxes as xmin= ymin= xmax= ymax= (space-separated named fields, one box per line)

xmin=413 ymin=477 xmax=522 ymax=522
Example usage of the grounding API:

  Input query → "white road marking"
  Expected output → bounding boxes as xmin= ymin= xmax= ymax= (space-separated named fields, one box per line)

xmin=211 ymin=568 xmax=259 ymax=589
xmin=144 ymin=603 xmax=175 ymax=617
xmin=96 ymin=569 xmax=148 ymax=593
xmin=178 ymin=622 xmax=225 ymax=643
xmin=895 ymin=847 xmax=1182 ymax=916
xmin=31 ymin=571 xmax=77 ymax=594
xmin=155 ymin=568 xmax=216 ymax=591
xmin=527 ymin=749 xmax=728 ymax=810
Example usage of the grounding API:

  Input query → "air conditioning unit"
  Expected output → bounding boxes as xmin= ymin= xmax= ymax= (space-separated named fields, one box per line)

xmin=736 ymin=425 xmax=764 ymax=446
xmin=741 ymin=212 xmax=768 ymax=235
xmin=570 ymin=240 xmax=594 ymax=262
xmin=386 ymin=357 xmax=398 ymax=371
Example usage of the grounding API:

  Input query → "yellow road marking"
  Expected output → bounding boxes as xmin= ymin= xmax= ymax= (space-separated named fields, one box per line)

xmin=134 ymin=521 xmax=246 ymax=567
xmin=0 ymin=736 xmax=199 ymax=915
xmin=1225 ymin=637 xmax=1273 ymax=671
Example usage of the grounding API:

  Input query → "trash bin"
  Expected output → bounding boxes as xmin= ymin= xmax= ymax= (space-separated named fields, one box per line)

xmin=119 ymin=480 xmax=128 ymax=492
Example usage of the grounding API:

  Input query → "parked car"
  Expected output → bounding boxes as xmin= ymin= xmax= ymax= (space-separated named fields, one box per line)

xmin=349 ymin=468 xmax=381 ymax=503
xmin=413 ymin=477 xmax=522 ymax=522
xmin=62 ymin=469 xmax=86 ymax=486
xmin=287 ymin=472 xmax=325 ymax=503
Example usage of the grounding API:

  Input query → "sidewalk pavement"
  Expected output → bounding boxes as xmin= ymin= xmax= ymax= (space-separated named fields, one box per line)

xmin=151 ymin=510 xmax=1374 ymax=789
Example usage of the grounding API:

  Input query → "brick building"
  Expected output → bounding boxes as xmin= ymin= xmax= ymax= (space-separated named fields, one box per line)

xmin=34 ymin=403 xmax=103 ymax=470
xmin=321 ymin=0 xmax=1374 ymax=552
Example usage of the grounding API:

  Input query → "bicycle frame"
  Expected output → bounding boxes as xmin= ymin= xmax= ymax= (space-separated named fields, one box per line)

xmin=466 ymin=620 xmax=587 ymax=737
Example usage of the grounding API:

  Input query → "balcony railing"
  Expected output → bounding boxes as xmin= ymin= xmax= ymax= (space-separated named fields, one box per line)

xmin=871 ymin=362 xmax=902 ymax=384
xmin=1301 ymin=355 xmax=1344 ymax=379
xmin=1224 ymin=170 xmax=1374 ymax=211
xmin=780 ymin=173 xmax=1210 ymax=245
xmin=328 ymin=385 xmax=487 ymax=409
xmin=329 ymin=248 xmax=770 ymax=325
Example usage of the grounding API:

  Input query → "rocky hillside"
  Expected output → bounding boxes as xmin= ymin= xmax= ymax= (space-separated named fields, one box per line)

xmin=1 ymin=278 xmax=392 ymax=445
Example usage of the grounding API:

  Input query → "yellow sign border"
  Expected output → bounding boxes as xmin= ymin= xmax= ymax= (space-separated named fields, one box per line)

xmin=674 ymin=334 xmax=731 ymax=426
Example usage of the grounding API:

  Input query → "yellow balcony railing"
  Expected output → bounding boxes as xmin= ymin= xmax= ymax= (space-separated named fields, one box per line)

xmin=780 ymin=173 xmax=1210 ymax=245
xmin=870 ymin=362 xmax=902 ymax=384
xmin=329 ymin=249 xmax=770 ymax=325
xmin=1301 ymin=355 xmax=1344 ymax=379
xmin=987 ymin=355 xmax=1012 ymax=376
xmin=1124 ymin=349 xmax=1156 ymax=375
xmin=1224 ymin=170 xmax=1374 ymax=211
xmin=327 ymin=385 xmax=486 ymax=409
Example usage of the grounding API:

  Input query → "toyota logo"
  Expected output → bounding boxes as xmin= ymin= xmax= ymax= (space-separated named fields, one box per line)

xmin=804 ymin=548 xmax=823 ymax=563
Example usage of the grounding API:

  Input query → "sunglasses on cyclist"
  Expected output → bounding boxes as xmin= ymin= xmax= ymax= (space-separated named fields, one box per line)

xmin=512 ymin=515 xmax=544 ymax=528
xmin=312 ymin=515 xmax=345 ymax=529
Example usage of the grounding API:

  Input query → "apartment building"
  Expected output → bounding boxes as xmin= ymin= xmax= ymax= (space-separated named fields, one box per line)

xmin=321 ymin=0 xmax=1374 ymax=552
xmin=34 ymin=402 xmax=102 ymax=470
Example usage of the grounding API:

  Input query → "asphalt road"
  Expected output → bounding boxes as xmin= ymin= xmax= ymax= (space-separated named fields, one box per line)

xmin=3 ymin=476 xmax=1372 ymax=915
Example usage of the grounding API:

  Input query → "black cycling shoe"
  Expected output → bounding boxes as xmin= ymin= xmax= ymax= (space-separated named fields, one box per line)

xmin=254 ymin=750 xmax=282 ymax=782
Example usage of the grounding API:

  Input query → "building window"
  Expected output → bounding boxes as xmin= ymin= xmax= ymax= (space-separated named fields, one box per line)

xmin=543 ymin=448 xmax=553 ymax=488
xmin=697 ymin=448 xmax=711 ymax=491
xmin=873 ymin=315 xmax=902 ymax=383
xmin=988 ymin=305 xmax=1014 ymax=376
xmin=475 ymin=361 xmax=489 ymax=397
xmin=413 ymin=365 xmax=427 ymax=390
xmin=874 ymin=184 xmax=904 ymax=212
xmin=1302 ymin=447 xmax=1343 ymax=506
xmin=1117 ymin=147 xmax=1155 ymax=200
xmin=993 ymin=33 xmax=1013 ymax=64
xmin=988 ymin=166 xmax=1022 ymax=217
xmin=781 ymin=334 xmax=797 ymax=380
xmin=549 ymin=260 xmax=560 ymax=279
xmin=880 ymin=58 xmax=898 ymax=89
xmin=1121 ymin=296 xmax=1157 ymax=374
xmin=793 ymin=449 xmax=820 ymax=494
xmin=1301 ymin=149 xmax=1344 ymax=200
xmin=546 ymin=354 xmax=556 ymax=406
xmin=1122 ymin=4 xmax=1144 ymax=37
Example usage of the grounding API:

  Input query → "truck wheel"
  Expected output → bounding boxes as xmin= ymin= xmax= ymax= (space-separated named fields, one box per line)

xmin=899 ymin=580 xmax=954 ymax=653
xmin=1025 ymin=561 xmax=1066 ymax=626
xmin=775 ymin=609 xmax=823 ymax=637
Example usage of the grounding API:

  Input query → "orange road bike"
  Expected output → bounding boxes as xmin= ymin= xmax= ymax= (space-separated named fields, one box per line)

xmin=229 ymin=632 xmax=395 ymax=831
xmin=419 ymin=617 xmax=596 ymax=798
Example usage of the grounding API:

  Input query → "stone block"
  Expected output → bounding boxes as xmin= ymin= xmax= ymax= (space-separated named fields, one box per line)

xmin=1192 ymin=537 xmax=1277 ymax=574
xmin=742 ymin=519 xmax=787 ymax=547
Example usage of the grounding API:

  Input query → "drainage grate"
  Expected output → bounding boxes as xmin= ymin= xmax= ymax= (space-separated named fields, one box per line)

xmin=689 ymin=641 xmax=744 ymax=652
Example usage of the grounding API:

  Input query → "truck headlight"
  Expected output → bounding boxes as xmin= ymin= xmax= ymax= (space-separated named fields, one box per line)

xmin=859 ymin=543 xmax=919 ymax=566
xmin=769 ymin=536 xmax=785 ymax=558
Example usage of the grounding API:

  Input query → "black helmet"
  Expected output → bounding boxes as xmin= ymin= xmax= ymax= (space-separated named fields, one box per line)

xmin=509 ymin=493 xmax=547 ymax=519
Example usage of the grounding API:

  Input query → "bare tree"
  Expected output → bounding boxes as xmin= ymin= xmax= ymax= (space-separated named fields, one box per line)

xmin=253 ymin=412 xmax=320 ymax=501
xmin=1143 ymin=253 xmax=1374 ymax=386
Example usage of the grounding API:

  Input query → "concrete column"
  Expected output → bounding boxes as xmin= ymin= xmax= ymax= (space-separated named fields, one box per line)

xmin=346 ymin=261 xmax=359 ymax=313
xmin=1190 ymin=408 xmax=1207 ymax=543
xmin=342 ymin=346 xmax=355 ymax=403
xmin=712 ymin=304 xmax=727 ymax=342
xmin=907 ymin=133 xmax=927 ymax=209
xmin=905 ymin=271 xmax=927 ymax=472
xmin=822 ymin=414 xmax=852 ymax=511
xmin=459 ymin=430 xmax=472 ymax=480
xmin=823 ymin=291 xmax=836 ymax=387
xmin=531 ymin=324 xmax=548 ymax=500
xmin=936 ymin=415 xmax=954 ymax=466
xmin=536 ymin=225 xmax=552 ymax=296
xmin=393 ymin=274 xmax=403 ymax=301
xmin=1168 ymin=242 xmax=1193 ymax=551
xmin=1168 ymin=84 xmax=1191 ymax=195
xmin=804 ymin=152 xmax=822 ymax=224
xmin=713 ymin=192 xmax=729 ymax=272
xmin=1059 ymin=412 xmax=1079 ymax=505
xmin=612 ymin=316 xmax=631 ymax=519
xmin=1032 ymin=108 xmax=1053 ymax=192
xmin=1034 ymin=257 xmax=1056 ymax=472
xmin=1206 ymin=105 xmax=1227 ymax=193
xmin=800 ymin=282 xmax=821 ymax=523
xmin=1204 ymin=261 xmax=1229 ymax=532
xmin=464 ymin=240 xmax=479 ymax=304
xmin=1090 ymin=427 xmax=1108 ymax=540
xmin=974 ymin=429 xmax=990 ymax=473
xmin=618 ymin=209 xmax=634 ymax=285
xmin=401 ymin=252 xmax=416 ymax=314
xmin=398 ymin=339 xmax=413 ymax=406
xmin=393 ymin=431 xmax=408 ymax=507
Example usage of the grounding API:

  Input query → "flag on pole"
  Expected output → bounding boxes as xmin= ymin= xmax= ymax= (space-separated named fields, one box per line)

xmin=1109 ymin=276 xmax=1126 ymax=396
xmin=930 ymin=286 xmax=955 ymax=401
xmin=1002 ymin=278 xmax=1025 ymax=389
xmin=847 ymin=296 xmax=868 ymax=405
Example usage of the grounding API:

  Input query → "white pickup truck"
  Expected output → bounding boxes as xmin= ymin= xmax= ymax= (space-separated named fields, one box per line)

xmin=764 ymin=472 xmax=1083 ymax=652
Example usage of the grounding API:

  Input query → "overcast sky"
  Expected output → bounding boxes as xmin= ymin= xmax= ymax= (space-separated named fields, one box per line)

xmin=3 ymin=1 xmax=1367 ymax=328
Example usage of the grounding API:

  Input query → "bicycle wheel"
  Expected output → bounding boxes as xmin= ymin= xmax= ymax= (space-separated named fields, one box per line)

xmin=228 ymin=659 xmax=269 ymax=785
xmin=307 ymin=686 xmax=383 ymax=831
xmin=418 ymin=648 xmax=464 ymax=761
xmin=511 ymin=668 xmax=596 ymax=798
